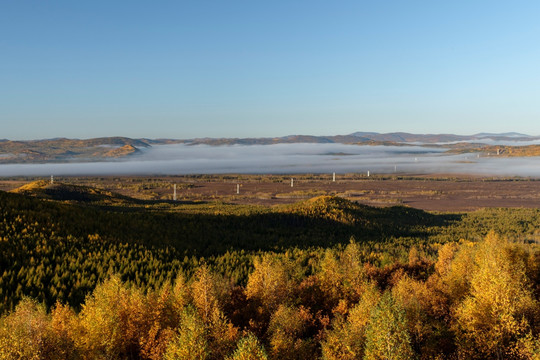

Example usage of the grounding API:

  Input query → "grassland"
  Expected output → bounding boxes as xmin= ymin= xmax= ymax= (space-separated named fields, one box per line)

xmin=3 ymin=173 xmax=540 ymax=211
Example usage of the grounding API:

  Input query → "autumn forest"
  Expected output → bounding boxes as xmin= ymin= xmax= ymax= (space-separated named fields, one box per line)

xmin=0 ymin=181 xmax=539 ymax=359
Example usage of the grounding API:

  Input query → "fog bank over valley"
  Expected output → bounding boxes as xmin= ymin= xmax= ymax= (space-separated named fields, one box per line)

xmin=1 ymin=143 xmax=540 ymax=177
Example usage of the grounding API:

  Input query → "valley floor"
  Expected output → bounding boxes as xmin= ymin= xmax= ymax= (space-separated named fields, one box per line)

xmin=2 ymin=174 xmax=540 ymax=211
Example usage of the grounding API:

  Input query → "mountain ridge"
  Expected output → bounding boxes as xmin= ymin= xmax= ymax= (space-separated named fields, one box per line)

xmin=1 ymin=132 xmax=539 ymax=164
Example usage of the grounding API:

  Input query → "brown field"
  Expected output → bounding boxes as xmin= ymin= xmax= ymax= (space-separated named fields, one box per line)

xmin=2 ymin=174 xmax=540 ymax=212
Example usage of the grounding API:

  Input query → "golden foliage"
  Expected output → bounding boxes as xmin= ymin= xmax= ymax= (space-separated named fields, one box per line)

xmin=47 ymin=302 xmax=79 ymax=360
xmin=0 ymin=230 xmax=538 ymax=359
xmin=207 ymin=307 xmax=239 ymax=359
xmin=267 ymin=304 xmax=314 ymax=360
xmin=226 ymin=333 xmax=268 ymax=360
xmin=392 ymin=274 xmax=452 ymax=357
xmin=455 ymin=232 xmax=539 ymax=359
xmin=139 ymin=284 xmax=181 ymax=360
xmin=164 ymin=306 xmax=209 ymax=360
xmin=0 ymin=298 xmax=49 ymax=360
xmin=433 ymin=241 xmax=475 ymax=305
xmin=318 ymin=240 xmax=367 ymax=308
xmin=321 ymin=282 xmax=380 ymax=360
xmin=191 ymin=266 xmax=225 ymax=323
xmin=246 ymin=255 xmax=294 ymax=312
xmin=364 ymin=292 xmax=414 ymax=360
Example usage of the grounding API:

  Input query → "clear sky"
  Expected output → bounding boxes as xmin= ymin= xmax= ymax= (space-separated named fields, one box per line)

xmin=1 ymin=1 xmax=540 ymax=140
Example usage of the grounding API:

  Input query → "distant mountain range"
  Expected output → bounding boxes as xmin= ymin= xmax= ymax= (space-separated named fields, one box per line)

xmin=0 ymin=132 xmax=539 ymax=164
xmin=348 ymin=132 xmax=535 ymax=143
xmin=473 ymin=132 xmax=531 ymax=138
xmin=181 ymin=132 xmax=539 ymax=146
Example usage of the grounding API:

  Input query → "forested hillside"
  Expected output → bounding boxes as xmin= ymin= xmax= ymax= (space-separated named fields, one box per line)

xmin=0 ymin=185 xmax=539 ymax=359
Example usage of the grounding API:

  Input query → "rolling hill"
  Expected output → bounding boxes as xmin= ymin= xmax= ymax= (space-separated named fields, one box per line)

xmin=1 ymin=132 xmax=539 ymax=164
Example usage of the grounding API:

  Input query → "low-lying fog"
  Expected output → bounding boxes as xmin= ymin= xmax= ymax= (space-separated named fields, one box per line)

xmin=1 ymin=143 xmax=540 ymax=177
xmin=410 ymin=139 xmax=540 ymax=146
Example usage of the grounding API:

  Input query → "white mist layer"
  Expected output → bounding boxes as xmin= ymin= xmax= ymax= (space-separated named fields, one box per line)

xmin=0 ymin=143 xmax=540 ymax=177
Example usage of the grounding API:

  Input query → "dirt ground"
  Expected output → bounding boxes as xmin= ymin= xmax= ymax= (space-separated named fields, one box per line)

xmin=2 ymin=174 xmax=540 ymax=212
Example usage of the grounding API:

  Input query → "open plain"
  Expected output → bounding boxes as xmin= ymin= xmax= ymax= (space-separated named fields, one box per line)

xmin=2 ymin=174 xmax=540 ymax=211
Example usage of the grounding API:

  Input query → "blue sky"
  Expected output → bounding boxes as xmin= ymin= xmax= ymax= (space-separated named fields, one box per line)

xmin=1 ymin=1 xmax=540 ymax=140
